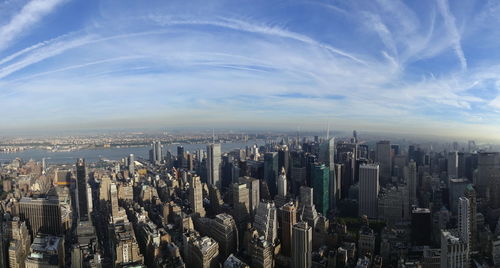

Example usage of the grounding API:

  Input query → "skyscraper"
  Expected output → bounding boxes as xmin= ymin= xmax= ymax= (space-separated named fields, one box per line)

xmin=254 ymin=201 xmax=277 ymax=244
xmin=264 ymin=152 xmax=279 ymax=197
xmin=359 ymin=164 xmax=379 ymax=218
xmin=319 ymin=137 xmax=336 ymax=209
xmin=476 ymin=152 xmax=499 ymax=197
xmin=207 ymin=144 xmax=222 ymax=189
xmin=150 ymin=141 xmax=163 ymax=164
xmin=232 ymin=182 xmax=250 ymax=225
xmin=238 ymin=177 xmax=260 ymax=214
xmin=280 ymin=202 xmax=296 ymax=257
xmin=312 ymin=164 xmax=329 ymax=215
xmin=458 ymin=197 xmax=470 ymax=246
xmin=376 ymin=141 xmax=391 ymax=185
xmin=189 ymin=176 xmax=206 ymax=217
xmin=448 ymin=151 xmax=459 ymax=179
xmin=292 ymin=221 xmax=312 ymax=268
xmin=210 ymin=213 xmax=238 ymax=261
xmin=18 ymin=197 xmax=65 ymax=236
xmin=464 ymin=184 xmax=477 ymax=251
xmin=298 ymin=186 xmax=319 ymax=228
xmin=128 ymin=154 xmax=135 ymax=176
xmin=76 ymin=158 xmax=89 ymax=221
xmin=440 ymin=197 xmax=470 ymax=268
xmin=406 ymin=160 xmax=417 ymax=206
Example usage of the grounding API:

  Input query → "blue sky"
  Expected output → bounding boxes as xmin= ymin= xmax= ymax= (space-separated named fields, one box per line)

xmin=1 ymin=0 xmax=500 ymax=139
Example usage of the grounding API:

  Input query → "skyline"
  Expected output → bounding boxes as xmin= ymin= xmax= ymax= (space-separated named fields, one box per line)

xmin=2 ymin=0 xmax=500 ymax=140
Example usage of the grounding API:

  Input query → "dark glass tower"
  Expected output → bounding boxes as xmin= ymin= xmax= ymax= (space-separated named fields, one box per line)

xmin=76 ymin=158 xmax=89 ymax=221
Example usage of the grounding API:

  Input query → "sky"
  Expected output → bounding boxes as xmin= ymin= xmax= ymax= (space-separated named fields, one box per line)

xmin=1 ymin=0 xmax=500 ymax=140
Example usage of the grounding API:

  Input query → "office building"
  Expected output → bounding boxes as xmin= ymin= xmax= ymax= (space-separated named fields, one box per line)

xmin=280 ymin=202 xmax=296 ymax=257
xmin=405 ymin=160 xmax=417 ymax=206
xmin=254 ymin=201 xmax=278 ymax=244
xmin=411 ymin=208 xmax=431 ymax=246
xmin=232 ymin=182 xmax=250 ymax=225
xmin=448 ymin=151 xmax=459 ymax=179
xmin=358 ymin=164 xmax=379 ymax=218
xmin=250 ymin=237 xmax=274 ymax=268
xmin=224 ymin=254 xmax=249 ymax=268
xmin=312 ymin=164 xmax=329 ymax=215
xmin=376 ymin=141 xmax=392 ymax=185
xmin=210 ymin=213 xmax=238 ymax=261
xmin=76 ymin=158 xmax=89 ymax=221
xmin=292 ymin=221 xmax=312 ymax=268
xmin=25 ymin=234 xmax=65 ymax=268
xmin=188 ymin=236 xmax=219 ymax=268
xmin=238 ymin=177 xmax=260 ymax=214
xmin=128 ymin=154 xmax=135 ymax=175
xmin=264 ymin=152 xmax=279 ymax=197
xmin=189 ymin=176 xmax=206 ymax=217
xmin=298 ymin=186 xmax=319 ymax=228
xmin=111 ymin=223 xmax=143 ymax=266
xmin=18 ymin=197 xmax=65 ymax=236
xmin=207 ymin=144 xmax=222 ymax=189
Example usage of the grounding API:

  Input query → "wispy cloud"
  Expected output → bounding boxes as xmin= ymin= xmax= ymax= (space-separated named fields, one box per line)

xmin=436 ymin=0 xmax=467 ymax=71
xmin=0 ymin=0 xmax=499 ymax=139
xmin=0 ymin=0 xmax=67 ymax=52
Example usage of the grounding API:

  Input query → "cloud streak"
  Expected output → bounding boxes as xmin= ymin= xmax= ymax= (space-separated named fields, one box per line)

xmin=0 ymin=0 xmax=499 ymax=140
xmin=0 ymin=0 xmax=66 ymax=52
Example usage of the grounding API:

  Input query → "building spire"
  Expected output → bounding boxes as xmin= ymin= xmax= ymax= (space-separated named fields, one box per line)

xmin=326 ymin=122 xmax=330 ymax=140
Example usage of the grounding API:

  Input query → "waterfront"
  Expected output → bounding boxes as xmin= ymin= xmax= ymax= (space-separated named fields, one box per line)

xmin=0 ymin=141 xmax=264 ymax=164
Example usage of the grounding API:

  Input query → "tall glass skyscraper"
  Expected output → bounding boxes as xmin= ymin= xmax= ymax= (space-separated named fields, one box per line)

xmin=312 ymin=164 xmax=329 ymax=215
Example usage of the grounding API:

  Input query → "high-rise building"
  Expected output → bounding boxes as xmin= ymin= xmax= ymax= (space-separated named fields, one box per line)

xmin=458 ymin=197 xmax=470 ymax=246
xmin=440 ymin=197 xmax=470 ymax=268
xmin=280 ymin=202 xmax=296 ymax=257
xmin=154 ymin=141 xmax=162 ymax=164
xmin=411 ymin=208 xmax=431 ymax=246
xmin=210 ymin=213 xmax=238 ymax=261
xmin=189 ymin=176 xmax=206 ymax=217
xmin=449 ymin=178 xmax=468 ymax=214
xmin=18 ymin=197 xmax=65 ymax=236
xmin=250 ymin=236 xmax=274 ymax=268
xmin=405 ymin=160 xmax=418 ymax=206
xmin=224 ymin=254 xmax=249 ymax=268
xmin=76 ymin=158 xmax=89 ymax=221
xmin=358 ymin=164 xmax=380 ymax=219
xmin=150 ymin=141 xmax=163 ymax=164
xmin=440 ymin=229 xmax=469 ymax=268
xmin=298 ymin=186 xmax=318 ymax=228
xmin=292 ymin=221 xmax=312 ymax=268
xmin=188 ymin=235 xmax=219 ymax=268
xmin=277 ymin=167 xmax=287 ymax=198
xmin=376 ymin=141 xmax=392 ymax=185
xmin=111 ymin=223 xmax=143 ymax=266
xmin=320 ymin=137 xmax=337 ymax=210
xmin=25 ymin=234 xmax=65 ymax=268
xmin=207 ymin=144 xmax=222 ymax=189
xmin=238 ymin=177 xmax=260 ymax=214
xmin=128 ymin=154 xmax=135 ymax=176
xmin=232 ymin=182 xmax=250 ymax=225
xmin=264 ymin=152 xmax=279 ymax=197
xmin=464 ymin=184 xmax=477 ymax=251
xmin=254 ymin=201 xmax=277 ymax=244
xmin=312 ymin=164 xmax=329 ymax=215
xmin=447 ymin=151 xmax=459 ymax=179
xmin=475 ymin=152 xmax=499 ymax=197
